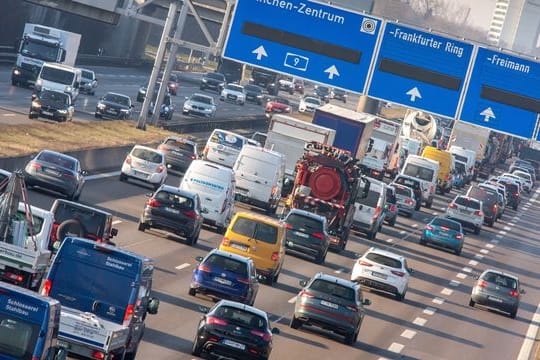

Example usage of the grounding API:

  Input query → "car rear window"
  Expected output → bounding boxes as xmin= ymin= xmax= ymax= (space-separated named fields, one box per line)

xmin=165 ymin=139 xmax=195 ymax=152
xmin=154 ymin=191 xmax=193 ymax=209
xmin=394 ymin=177 xmax=420 ymax=190
xmin=431 ymin=218 xmax=461 ymax=231
xmin=403 ymin=164 xmax=434 ymax=181
xmin=358 ymin=188 xmax=381 ymax=208
xmin=285 ymin=213 xmax=324 ymax=232
xmin=232 ymin=217 xmax=279 ymax=244
xmin=394 ymin=185 xmax=412 ymax=197
xmin=213 ymin=306 xmax=267 ymax=330
xmin=454 ymin=197 xmax=480 ymax=209
xmin=37 ymin=152 xmax=76 ymax=170
xmin=309 ymin=279 xmax=355 ymax=302
xmin=210 ymin=130 xmax=245 ymax=150
xmin=131 ymin=148 xmax=163 ymax=163
xmin=452 ymin=154 xmax=468 ymax=163
xmin=482 ymin=272 xmax=517 ymax=289
xmin=204 ymin=254 xmax=248 ymax=277
xmin=468 ymin=187 xmax=497 ymax=204
xmin=499 ymin=182 xmax=518 ymax=194
xmin=365 ymin=252 xmax=402 ymax=269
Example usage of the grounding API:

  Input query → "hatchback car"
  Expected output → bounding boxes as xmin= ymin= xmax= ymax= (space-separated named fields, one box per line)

xmin=290 ymin=273 xmax=371 ymax=345
xmin=157 ymin=136 xmax=198 ymax=172
xmin=446 ymin=195 xmax=483 ymax=235
xmin=182 ymin=93 xmax=216 ymax=118
xmin=95 ymin=92 xmax=133 ymax=120
xmin=383 ymin=185 xmax=398 ymax=227
xmin=351 ymin=247 xmax=412 ymax=301
xmin=29 ymin=90 xmax=74 ymax=122
xmin=138 ymin=185 xmax=203 ymax=245
xmin=496 ymin=179 xmax=520 ymax=210
xmin=191 ymin=299 xmax=279 ymax=359
xmin=393 ymin=174 xmax=422 ymax=211
xmin=23 ymin=150 xmax=85 ymax=200
xmin=420 ymin=216 xmax=464 ymax=255
xmin=469 ymin=269 xmax=525 ymax=318
xmin=511 ymin=170 xmax=533 ymax=193
xmin=283 ymin=209 xmax=329 ymax=264
xmin=220 ymin=83 xmax=246 ymax=105
xmin=391 ymin=182 xmax=416 ymax=218
xmin=120 ymin=145 xmax=167 ymax=190
xmin=331 ymin=88 xmax=348 ymax=103
xmin=189 ymin=249 xmax=259 ymax=305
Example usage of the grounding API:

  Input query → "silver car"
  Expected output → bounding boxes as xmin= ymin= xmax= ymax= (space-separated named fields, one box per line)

xmin=80 ymin=68 xmax=97 ymax=95
xmin=470 ymin=269 xmax=524 ymax=318
xmin=183 ymin=93 xmax=216 ymax=118
xmin=391 ymin=182 xmax=416 ymax=218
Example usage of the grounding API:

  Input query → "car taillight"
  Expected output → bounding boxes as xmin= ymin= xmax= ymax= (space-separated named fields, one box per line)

xmin=207 ymin=316 xmax=228 ymax=326
xmin=373 ymin=206 xmax=381 ymax=219
xmin=455 ymin=234 xmax=463 ymax=240
xmin=492 ymin=204 xmax=498 ymax=212
xmin=441 ymin=226 xmax=449 ymax=231
xmin=346 ymin=305 xmax=358 ymax=312
xmin=220 ymin=199 xmax=227 ymax=213
xmin=425 ymin=225 xmax=434 ymax=231
xmin=271 ymin=252 xmax=279 ymax=261
xmin=474 ymin=210 xmax=483 ymax=216
xmin=509 ymin=290 xmax=519 ymax=298
xmin=300 ymin=290 xmax=314 ymax=298
xmin=222 ymin=237 xmax=231 ymax=246
xmin=30 ymin=163 xmax=41 ymax=170
xmin=157 ymin=164 xmax=164 ymax=173
xmin=391 ymin=270 xmax=406 ymax=277
xmin=372 ymin=170 xmax=380 ymax=177
xmin=389 ymin=204 xmax=396 ymax=212
xmin=405 ymin=199 xmax=413 ymax=205
xmin=198 ymin=264 xmax=211 ymax=272
xmin=312 ymin=232 xmax=325 ymax=239
xmin=477 ymin=280 xmax=488 ymax=288
xmin=125 ymin=155 xmax=132 ymax=165
xmin=514 ymin=192 xmax=519 ymax=196
xmin=359 ymin=260 xmax=372 ymax=267
xmin=285 ymin=223 xmax=293 ymax=230
xmin=191 ymin=154 xmax=197 ymax=160
xmin=250 ymin=329 xmax=272 ymax=342
xmin=449 ymin=203 xmax=457 ymax=209
xmin=183 ymin=210 xmax=197 ymax=218
xmin=41 ymin=279 xmax=52 ymax=296
xmin=123 ymin=304 xmax=134 ymax=325
xmin=91 ymin=351 xmax=105 ymax=360
xmin=148 ymin=198 xmax=162 ymax=208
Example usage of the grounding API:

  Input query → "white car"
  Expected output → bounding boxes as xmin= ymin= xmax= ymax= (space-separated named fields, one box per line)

xmin=220 ymin=83 xmax=246 ymax=105
xmin=298 ymin=96 xmax=322 ymax=113
xmin=446 ymin=195 xmax=484 ymax=235
xmin=183 ymin=93 xmax=216 ymax=118
xmin=351 ymin=247 xmax=412 ymax=301
xmin=499 ymin=174 xmax=524 ymax=193
xmin=511 ymin=170 xmax=533 ymax=193
xmin=120 ymin=145 xmax=167 ymax=190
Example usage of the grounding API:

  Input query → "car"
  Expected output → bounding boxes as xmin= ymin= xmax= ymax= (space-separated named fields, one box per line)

xmin=446 ymin=195 xmax=484 ymax=235
xmin=244 ymin=84 xmax=265 ymax=105
xmin=293 ymin=78 xmax=305 ymax=94
xmin=157 ymin=136 xmax=198 ymax=172
xmin=391 ymin=182 xmax=416 ymax=218
xmin=479 ymin=183 xmax=505 ymax=219
xmin=496 ymin=178 xmax=520 ymax=210
xmin=23 ymin=150 xmax=85 ymax=201
xmin=0 ymin=168 xmax=10 ymax=194
xmin=469 ymin=269 xmax=525 ymax=318
xmin=200 ymin=71 xmax=226 ymax=93
xmin=351 ymin=247 xmax=413 ymax=301
xmin=189 ymin=249 xmax=259 ymax=305
xmin=501 ymin=172 xmax=528 ymax=192
xmin=466 ymin=185 xmax=498 ymax=226
xmin=383 ymin=185 xmax=398 ymax=227
xmin=220 ymin=83 xmax=246 ymax=105
xmin=79 ymin=68 xmax=97 ymax=95
xmin=277 ymin=76 xmax=294 ymax=94
xmin=290 ymin=273 xmax=371 ymax=345
xmin=182 ymin=93 xmax=216 ymax=118
xmin=510 ymin=160 xmax=536 ymax=181
xmin=264 ymin=97 xmax=291 ymax=117
xmin=29 ymin=89 xmax=74 ymax=122
xmin=120 ymin=145 xmax=167 ymax=190
xmin=164 ymin=72 xmax=179 ymax=95
xmin=420 ymin=216 xmax=464 ymax=255
xmin=191 ymin=299 xmax=279 ymax=359
xmin=283 ymin=208 xmax=330 ymax=264
xmin=314 ymin=85 xmax=331 ymax=103
xmin=393 ymin=174 xmax=423 ymax=211
xmin=95 ymin=92 xmax=133 ymax=119
xmin=352 ymin=177 xmax=386 ymax=240
xmin=511 ymin=170 xmax=533 ymax=193
xmin=137 ymin=81 xmax=170 ymax=103
xmin=148 ymin=92 xmax=174 ymax=120
xmin=331 ymin=88 xmax=348 ymax=103
xmin=298 ymin=96 xmax=322 ymax=113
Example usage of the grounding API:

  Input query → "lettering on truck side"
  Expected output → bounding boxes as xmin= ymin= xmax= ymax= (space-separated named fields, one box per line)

xmin=5 ymin=298 xmax=40 ymax=316
xmin=105 ymin=256 xmax=134 ymax=271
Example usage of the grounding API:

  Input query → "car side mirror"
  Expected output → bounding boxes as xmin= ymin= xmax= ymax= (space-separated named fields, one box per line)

xmin=362 ymin=299 xmax=372 ymax=306
xmin=111 ymin=228 xmax=118 ymax=237
xmin=195 ymin=255 xmax=204 ymax=262
xmin=299 ymin=280 xmax=307 ymax=287
xmin=147 ymin=297 xmax=160 ymax=315
xmin=520 ymin=288 xmax=526 ymax=295
xmin=81 ymin=170 xmax=87 ymax=176
xmin=199 ymin=305 xmax=210 ymax=314
xmin=271 ymin=327 xmax=280 ymax=335
xmin=145 ymin=192 xmax=153 ymax=197
xmin=31 ymin=94 xmax=37 ymax=100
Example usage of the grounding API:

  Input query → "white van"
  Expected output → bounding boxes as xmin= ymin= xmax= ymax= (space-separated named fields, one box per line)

xmin=352 ymin=177 xmax=386 ymax=240
xmin=449 ymin=145 xmax=476 ymax=183
xmin=203 ymin=129 xmax=249 ymax=168
xmin=179 ymin=160 xmax=235 ymax=233
xmin=400 ymin=155 xmax=439 ymax=208
xmin=35 ymin=62 xmax=82 ymax=102
xmin=233 ymin=145 xmax=285 ymax=213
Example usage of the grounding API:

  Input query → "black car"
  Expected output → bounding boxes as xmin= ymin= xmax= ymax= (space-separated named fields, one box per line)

xmin=95 ymin=92 xmax=133 ymax=119
xmin=200 ymin=72 xmax=226 ymax=93
xmin=192 ymin=300 xmax=279 ymax=360
xmin=497 ymin=179 xmax=520 ymax=210
xmin=332 ymin=88 xmax=348 ymax=103
xmin=137 ymin=81 xmax=169 ymax=102
xmin=157 ymin=136 xmax=198 ymax=172
xmin=314 ymin=86 xmax=331 ymax=103
xmin=138 ymin=185 xmax=203 ymax=245
xmin=466 ymin=185 xmax=498 ymax=226
xmin=244 ymin=84 xmax=264 ymax=105
xmin=393 ymin=174 xmax=422 ymax=210
xmin=23 ymin=150 xmax=86 ymax=201
xmin=284 ymin=209 xmax=329 ymax=264
xmin=29 ymin=89 xmax=74 ymax=122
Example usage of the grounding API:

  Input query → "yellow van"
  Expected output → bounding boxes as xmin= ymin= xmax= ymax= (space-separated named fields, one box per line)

xmin=219 ymin=212 xmax=286 ymax=285
xmin=421 ymin=146 xmax=453 ymax=194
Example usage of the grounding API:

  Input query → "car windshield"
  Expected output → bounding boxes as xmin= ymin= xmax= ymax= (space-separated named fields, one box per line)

xmin=37 ymin=152 xmax=76 ymax=170
xmin=213 ymin=306 xmax=267 ymax=331
xmin=358 ymin=188 xmax=381 ymax=208
xmin=164 ymin=138 xmax=195 ymax=152
xmin=431 ymin=218 xmax=461 ymax=231
xmin=468 ymin=187 xmax=497 ymax=204
xmin=454 ymin=197 xmax=480 ymax=209
xmin=482 ymin=272 xmax=518 ymax=289
xmin=210 ymin=130 xmax=245 ymax=150
xmin=207 ymin=73 xmax=225 ymax=81
xmin=285 ymin=213 xmax=324 ymax=232
xmin=39 ymin=66 xmax=75 ymax=85
xmin=274 ymin=98 xmax=290 ymax=105
xmin=204 ymin=254 xmax=248 ymax=277
xmin=41 ymin=90 xmax=69 ymax=104
xmin=53 ymin=202 xmax=107 ymax=237
xmin=317 ymin=87 xmax=330 ymax=94
xmin=231 ymin=217 xmax=278 ymax=244
xmin=403 ymin=164 xmax=434 ymax=181
xmin=81 ymin=70 xmax=94 ymax=79
xmin=104 ymin=93 xmax=130 ymax=106
xmin=244 ymin=85 xmax=262 ymax=93
xmin=365 ymin=252 xmax=402 ymax=269
xmin=0 ymin=316 xmax=40 ymax=359
xmin=226 ymin=84 xmax=243 ymax=92
xmin=309 ymin=279 xmax=355 ymax=302
xmin=393 ymin=185 xmax=412 ymax=197
xmin=304 ymin=97 xmax=321 ymax=105
xmin=191 ymin=95 xmax=213 ymax=104
xmin=131 ymin=148 xmax=163 ymax=163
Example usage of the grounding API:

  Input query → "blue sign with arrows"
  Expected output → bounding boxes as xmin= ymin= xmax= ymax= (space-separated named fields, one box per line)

xmin=368 ymin=23 xmax=474 ymax=118
xmin=222 ymin=0 xmax=381 ymax=93
xmin=460 ymin=47 xmax=540 ymax=139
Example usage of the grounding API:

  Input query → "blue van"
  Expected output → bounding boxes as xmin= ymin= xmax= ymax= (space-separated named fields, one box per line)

xmin=42 ymin=237 xmax=159 ymax=360
xmin=0 ymin=282 xmax=64 ymax=360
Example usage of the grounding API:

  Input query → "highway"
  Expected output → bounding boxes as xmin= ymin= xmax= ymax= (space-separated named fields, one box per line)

xmin=0 ymin=65 xmax=539 ymax=359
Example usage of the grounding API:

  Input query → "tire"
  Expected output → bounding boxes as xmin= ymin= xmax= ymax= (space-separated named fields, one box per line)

xmin=487 ymin=220 xmax=494 ymax=227
xmin=124 ymin=342 xmax=139 ymax=360
xmin=426 ymin=199 xmax=433 ymax=209
xmin=56 ymin=219 xmax=86 ymax=242
xmin=94 ymin=113 xmax=101 ymax=119
xmin=314 ymin=249 xmax=326 ymax=264
xmin=469 ymin=298 xmax=475 ymax=307
xmin=290 ymin=315 xmax=301 ymax=329
xmin=119 ymin=173 xmax=127 ymax=182
xmin=388 ymin=217 xmax=396 ymax=227
xmin=415 ymin=203 xmax=421 ymax=211
xmin=138 ymin=222 xmax=147 ymax=232
xmin=474 ymin=226 xmax=480 ymax=235
xmin=395 ymin=289 xmax=405 ymax=301
xmin=191 ymin=333 xmax=203 ymax=356
xmin=188 ymin=287 xmax=197 ymax=296
xmin=509 ymin=308 xmax=517 ymax=319
xmin=419 ymin=237 xmax=427 ymax=246
xmin=454 ymin=246 xmax=462 ymax=256
xmin=367 ymin=230 xmax=376 ymax=240
xmin=186 ymin=228 xmax=199 ymax=246
xmin=344 ymin=328 xmax=358 ymax=345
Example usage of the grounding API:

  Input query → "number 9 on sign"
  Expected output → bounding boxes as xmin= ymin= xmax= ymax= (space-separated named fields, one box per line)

xmin=284 ymin=53 xmax=309 ymax=71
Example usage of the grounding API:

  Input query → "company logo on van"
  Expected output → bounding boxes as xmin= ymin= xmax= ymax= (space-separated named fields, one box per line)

xmin=190 ymin=178 xmax=225 ymax=191
xmin=105 ymin=256 xmax=133 ymax=271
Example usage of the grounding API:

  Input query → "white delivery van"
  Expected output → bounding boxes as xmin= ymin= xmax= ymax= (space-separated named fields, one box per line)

xmin=179 ymin=160 xmax=235 ymax=233
xmin=449 ymin=145 xmax=476 ymax=184
xmin=203 ymin=129 xmax=249 ymax=168
xmin=352 ymin=177 xmax=387 ymax=240
xmin=35 ymin=62 xmax=82 ymax=102
xmin=233 ymin=145 xmax=285 ymax=214
xmin=400 ymin=155 xmax=439 ymax=208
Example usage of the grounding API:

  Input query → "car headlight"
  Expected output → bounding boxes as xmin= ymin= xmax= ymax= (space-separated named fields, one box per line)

xmin=120 ymin=108 xmax=130 ymax=113
xmin=97 ymin=103 xmax=106 ymax=109
xmin=285 ymin=107 xmax=291 ymax=112
xmin=139 ymin=89 xmax=146 ymax=94
xmin=13 ymin=69 xmax=21 ymax=75
xmin=163 ymin=106 xmax=170 ymax=112
xmin=219 ymin=82 xmax=225 ymax=87
xmin=65 ymin=86 xmax=72 ymax=92
xmin=202 ymin=79 xmax=207 ymax=83
xmin=57 ymin=109 xmax=67 ymax=114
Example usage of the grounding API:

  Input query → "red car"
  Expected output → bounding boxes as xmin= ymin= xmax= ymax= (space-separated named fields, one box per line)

xmin=265 ymin=97 xmax=291 ymax=117
xmin=294 ymin=79 xmax=305 ymax=95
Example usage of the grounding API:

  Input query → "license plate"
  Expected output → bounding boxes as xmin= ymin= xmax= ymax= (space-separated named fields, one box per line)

xmin=42 ymin=111 xmax=53 ymax=116
xmin=214 ymin=277 xmax=232 ymax=286
xmin=294 ymin=231 xmax=309 ymax=238
xmin=321 ymin=300 xmax=338 ymax=309
xmin=489 ymin=296 xmax=503 ymax=303
xmin=222 ymin=339 xmax=245 ymax=350
xmin=372 ymin=271 xmax=388 ymax=280
xmin=165 ymin=207 xmax=180 ymax=214
xmin=57 ymin=340 xmax=70 ymax=349
xmin=231 ymin=243 xmax=248 ymax=252
xmin=44 ymin=168 xmax=59 ymax=176
xmin=459 ymin=209 xmax=471 ymax=214
xmin=133 ymin=170 xmax=148 ymax=178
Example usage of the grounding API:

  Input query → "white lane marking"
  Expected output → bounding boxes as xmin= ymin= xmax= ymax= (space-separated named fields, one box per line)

xmin=504 ymin=226 xmax=512 ymax=231
xmin=441 ymin=288 xmax=453 ymax=296
xmin=462 ymin=267 xmax=472 ymax=273
xmin=423 ymin=307 xmax=437 ymax=316
xmin=480 ymin=249 xmax=490 ymax=254
xmin=334 ymin=268 xmax=345 ymax=274
xmin=412 ymin=224 xmax=418 ymax=228
xmin=474 ymin=254 xmax=484 ymax=260
xmin=432 ymin=211 xmax=438 ymax=215
xmin=517 ymin=301 xmax=540 ymax=360
xmin=112 ymin=220 xmax=122 ymax=225
xmin=499 ymin=231 xmax=507 ymax=235
xmin=414 ymin=317 xmax=428 ymax=325
xmin=288 ymin=296 xmax=297 ymax=304
xmin=2 ymin=113 xmax=15 ymax=117
xmin=386 ymin=238 xmax=394 ymax=243
xmin=449 ymin=280 xmax=461 ymax=287
xmin=175 ymin=263 xmax=190 ymax=270
xmin=468 ymin=260 xmax=478 ymax=266
xmin=432 ymin=297 xmax=445 ymax=305
xmin=400 ymin=230 xmax=406 ymax=235
xmin=496 ymin=234 xmax=503 ymax=238
xmin=491 ymin=239 xmax=499 ymax=244
xmin=485 ymin=243 xmax=495 ymax=249
xmin=85 ymin=171 xmax=121 ymax=181
xmin=513 ymin=216 xmax=520 ymax=221
xmin=274 ymin=315 xmax=286 ymax=324
xmin=508 ymin=223 xmax=515 ymax=226
xmin=456 ymin=273 xmax=468 ymax=279
xmin=401 ymin=329 xmax=417 ymax=339
xmin=388 ymin=343 xmax=404 ymax=353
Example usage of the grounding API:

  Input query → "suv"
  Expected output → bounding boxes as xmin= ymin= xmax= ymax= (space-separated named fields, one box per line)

xmin=393 ymin=174 xmax=422 ymax=210
xmin=157 ymin=136 xmax=198 ymax=172
xmin=283 ymin=209 xmax=330 ymax=264
xmin=466 ymin=186 xmax=498 ymax=226
xmin=50 ymin=199 xmax=118 ymax=250
xmin=446 ymin=195 xmax=484 ymax=234
xmin=290 ymin=273 xmax=371 ymax=345
xmin=384 ymin=185 xmax=398 ymax=227
xmin=200 ymin=72 xmax=226 ymax=93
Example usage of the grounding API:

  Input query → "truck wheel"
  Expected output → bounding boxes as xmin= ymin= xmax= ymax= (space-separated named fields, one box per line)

xmin=56 ymin=219 xmax=86 ymax=242
xmin=425 ymin=199 xmax=433 ymax=209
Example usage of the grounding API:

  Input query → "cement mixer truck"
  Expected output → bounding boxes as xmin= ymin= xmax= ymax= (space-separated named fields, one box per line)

xmin=401 ymin=110 xmax=437 ymax=147
xmin=285 ymin=141 xmax=368 ymax=252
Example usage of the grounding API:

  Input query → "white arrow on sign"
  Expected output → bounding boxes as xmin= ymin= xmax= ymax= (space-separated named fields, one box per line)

xmin=252 ymin=45 xmax=268 ymax=61
xmin=480 ymin=107 xmax=496 ymax=122
xmin=406 ymin=87 xmax=422 ymax=102
xmin=324 ymin=65 xmax=340 ymax=80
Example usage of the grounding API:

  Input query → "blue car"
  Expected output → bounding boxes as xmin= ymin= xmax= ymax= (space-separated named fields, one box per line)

xmin=189 ymin=249 xmax=259 ymax=305
xmin=420 ymin=216 xmax=464 ymax=255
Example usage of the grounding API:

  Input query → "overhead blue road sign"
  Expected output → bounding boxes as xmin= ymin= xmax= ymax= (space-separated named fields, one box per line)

xmin=460 ymin=47 xmax=540 ymax=139
xmin=222 ymin=0 xmax=381 ymax=93
xmin=367 ymin=23 xmax=474 ymax=118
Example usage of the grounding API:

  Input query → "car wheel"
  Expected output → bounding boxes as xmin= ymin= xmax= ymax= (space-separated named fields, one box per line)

xmin=388 ymin=217 xmax=396 ymax=227
xmin=454 ymin=246 xmax=462 ymax=256
xmin=290 ymin=315 xmax=302 ymax=329
xmin=138 ymin=221 xmax=147 ymax=232
xmin=119 ymin=173 xmax=127 ymax=182
xmin=469 ymin=298 xmax=475 ymax=307
xmin=314 ymin=249 xmax=326 ymax=264
xmin=513 ymin=204 xmax=518 ymax=210
xmin=426 ymin=199 xmax=433 ymax=209
xmin=188 ymin=287 xmax=197 ymax=296
xmin=488 ymin=220 xmax=494 ymax=227
xmin=344 ymin=328 xmax=358 ymax=345
xmin=367 ymin=230 xmax=376 ymax=240
xmin=509 ymin=308 xmax=517 ymax=319
xmin=419 ymin=237 xmax=427 ymax=246
xmin=474 ymin=226 xmax=481 ymax=235
xmin=186 ymin=229 xmax=199 ymax=246
xmin=191 ymin=333 xmax=203 ymax=356
xmin=396 ymin=289 xmax=406 ymax=301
